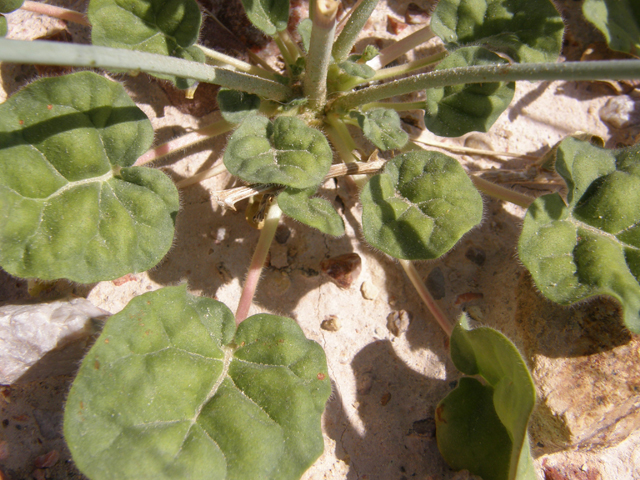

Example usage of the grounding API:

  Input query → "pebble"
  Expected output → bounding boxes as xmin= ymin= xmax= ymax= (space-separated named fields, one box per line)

xmin=320 ymin=253 xmax=362 ymax=289
xmin=387 ymin=310 xmax=411 ymax=336
xmin=360 ymin=281 xmax=379 ymax=300
xmin=321 ymin=315 xmax=341 ymax=332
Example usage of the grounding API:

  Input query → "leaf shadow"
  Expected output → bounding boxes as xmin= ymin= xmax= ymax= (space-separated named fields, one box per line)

xmin=323 ymin=339 xmax=459 ymax=479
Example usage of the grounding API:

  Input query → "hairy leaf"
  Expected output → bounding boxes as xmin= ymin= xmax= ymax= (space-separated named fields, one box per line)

xmin=0 ymin=0 xmax=22 ymax=13
xmin=0 ymin=72 xmax=178 ymax=283
xmin=518 ymin=137 xmax=640 ymax=332
xmin=431 ymin=0 xmax=564 ymax=62
xmin=360 ymin=151 xmax=483 ymax=260
xmin=240 ymin=0 xmax=289 ymax=35
xmin=0 ymin=15 xmax=6 ymax=36
xmin=424 ymin=47 xmax=515 ymax=137
xmin=352 ymin=108 xmax=408 ymax=150
xmin=583 ymin=0 xmax=640 ymax=56
xmin=217 ymin=89 xmax=261 ymax=124
xmin=278 ymin=187 xmax=345 ymax=237
xmin=88 ymin=0 xmax=203 ymax=88
xmin=64 ymin=286 xmax=331 ymax=480
xmin=224 ymin=115 xmax=333 ymax=189
xmin=298 ymin=18 xmax=312 ymax=53
xmin=338 ymin=57 xmax=376 ymax=80
xmin=437 ymin=315 xmax=536 ymax=480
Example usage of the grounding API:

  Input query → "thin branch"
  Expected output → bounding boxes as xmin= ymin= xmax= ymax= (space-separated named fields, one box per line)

xmin=235 ymin=200 xmax=282 ymax=324
xmin=198 ymin=45 xmax=279 ymax=81
xmin=399 ymin=260 xmax=452 ymax=337
xmin=333 ymin=59 xmax=640 ymax=111
xmin=411 ymin=135 xmax=541 ymax=161
xmin=0 ymin=38 xmax=292 ymax=101
xmin=367 ymin=24 xmax=435 ymax=70
xmin=470 ymin=175 xmax=535 ymax=208
xmin=21 ymin=1 xmax=90 ymax=26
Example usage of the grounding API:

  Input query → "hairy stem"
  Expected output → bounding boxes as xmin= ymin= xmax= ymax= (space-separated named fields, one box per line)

xmin=304 ymin=0 xmax=339 ymax=110
xmin=399 ymin=260 xmax=452 ymax=337
xmin=325 ymin=115 xmax=370 ymax=188
xmin=333 ymin=59 xmax=640 ymax=111
xmin=278 ymin=29 xmax=302 ymax=62
xmin=332 ymin=0 xmax=379 ymax=62
xmin=135 ymin=119 xmax=234 ymax=166
xmin=273 ymin=33 xmax=295 ymax=73
xmin=0 ymin=38 xmax=292 ymax=101
xmin=339 ymin=50 xmax=446 ymax=91
xmin=21 ymin=0 xmax=90 ymax=26
xmin=367 ymin=24 xmax=435 ymax=70
xmin=470 ymin=175 xmax=535 ymax=208
xmin=235 ymin=201 xmax=282 ymax=324
xmin=361 ymin=100 xmax=425 ymax=112
xmin=198 ymin=45 xmax=279 ymax=81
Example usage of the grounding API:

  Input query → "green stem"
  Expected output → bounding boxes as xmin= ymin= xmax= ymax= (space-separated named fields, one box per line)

xmin=21 ymin=0 xmax=90 ymax=26
xmin=360 ymin=100 xmax=425 ymax=112
xmin=339 ymin=50 xmax=446 ymax=91
xmin=399 ymin=260 xmax=452 ymax=337
xmin=332 ymin=0 xmax=379 ymax=62
xmin=273 ymin=33 xmax=295 ymax=72
xmin=367 ymin=24 xmax=435 ymax=70
xmin=333 ymin=59 xmax=640 ymax=111
xmin=278 ymin=29 xmax=302 ymax=62
xmin=470 ymin=175 xmax=534 ymax=208
xmin=198 ymin=45 xmax=279 ymax=81
xmin=135 ymin=119 xmax=234 ymax=166
xmin=0 ymin=38 xmax=292 ymax=102
xmin=304 ymin=0 xmax=339 ymax=111
xmin=235 ymin=201 xmax=282 ymax=324
xmin=325 ymin=115 xmax=369 ymax=188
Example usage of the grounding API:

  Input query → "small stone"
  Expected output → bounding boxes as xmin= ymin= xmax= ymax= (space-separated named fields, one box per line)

xmin=410 ymin=417 xmax=436 ymax=437
xmin=321 ymin=253 xmax=362 ymax=289
xmin=464 ymin=246 xmax=486 ymax=266
xmin=387 ymin=15 xmax=408 ymax=34
xmin=387 ymin=310 xmax=411 ymax=336
xmin=600 ymin=96 xmax=640 ymax=129
xmin=33 ymin=450 xmax=59 ymax=469
xmin=426 ymin=267 xmax=446 ymax=300
xmin=356 ymin=372 xmax=374 ymax=395
xmin=269 ymin=244 xmax=289 ymax=268
xmin=216 ymin=262 xmax=232 ymax=283
xmin=405 ymin=3 xmax=430 ymax=24
xmin=274 ymin=224 xmax=291 ymax=244
xmin=360 ymin=281 xmax=379 ymax=300
xmin=321 ymin=315 xmax=341 ymax=332
xmin=380 ymin=392 xmax=391 ymax=406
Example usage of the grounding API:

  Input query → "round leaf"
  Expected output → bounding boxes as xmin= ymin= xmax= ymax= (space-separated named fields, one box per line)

xmin=217 ymin=89 xmax=261 ymax=124
xmin=360 ymin=151 xmax=483 ymax=260
xmin=278 ymin=187 xmax=345 ymax=237
xmin=0 ymin=72 xmax=178 ymax=283
xmin=0 ymin=0 xmax=22 ymax=14
xmin=431 ymin=0 xmax=564 ymax=63
xmin=240 ymin=0 xmax=289 ymax=35
xmin=352 ymin=108 xmax=409 ymax=150
xmin=424 ymin=47 xmax=515 ymax=137
xmin=64 ymin=286 xmax=331 ymax=480
xmin=0 ymin=14 xmax=6 ymax=36
xmin=518 ymin=137 xmax=640 ymax=332
xmin=224 ymin=115 xmax=333 ymax=189
xmin=583 ymin=0 xmax=640 ymax=56
xmin=438 ymin=315 xmax=537 ymax=480
xmin=88 ymin=0 xmax=202 ymax=87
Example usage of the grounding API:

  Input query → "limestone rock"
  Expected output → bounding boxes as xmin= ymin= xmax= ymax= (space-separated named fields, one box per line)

xmin=0 ymin=298 xmax=110 ymax=384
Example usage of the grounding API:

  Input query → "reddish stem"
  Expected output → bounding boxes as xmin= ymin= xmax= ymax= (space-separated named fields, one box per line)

xmin=21 ymin=1 xmax=90 ymax=26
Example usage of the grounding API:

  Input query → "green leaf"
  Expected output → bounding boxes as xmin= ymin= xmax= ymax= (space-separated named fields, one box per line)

xmin=217 ymin=89 xmax=261 ymax=124
xmin=0 ymin=0 xmax=22 ymax=13
xmin=240 ymin=0 xmax=289 ymax=36
xmin=0 ymin=15 xmax=6 ymax=36
xmin=431 ymin=0 xmax=564 ymax=63
xmin=224 ymin=115 xmax=333 ymax=189
xmin=583 ymin=0 xmax=640 ymax=57
xmin=360 ymin=45 xmax=379 ymax=62
xmin=351 ymin=108 xmax=408 ymax=150
xmin=360 ymin=150 xmax=483 ymax=260
xmin=0 ymin=72 xmax=178 ymax=283
xmin=424 ymin=46 xmax=515 ymax=137
xmin=64 ymin=286 xmax=331 ymax=480
xmin=338 ymin=57 xmax=376 ymax=80
xmin=298 ymin=18 xmax=312 ymax=53
xmin=278 ymin=187 xmax=345 ymax=237
xmin=518 ymin=137 xmax=640 ymax=332
xmin=436 ymin=315 xmax=536 ymax=480
xmin=88 ymin=0 xmax=203 ymax=87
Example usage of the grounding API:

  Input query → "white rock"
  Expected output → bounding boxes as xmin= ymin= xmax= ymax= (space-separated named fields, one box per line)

xmin=0 ymin=298 xmax=110 ymax=384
